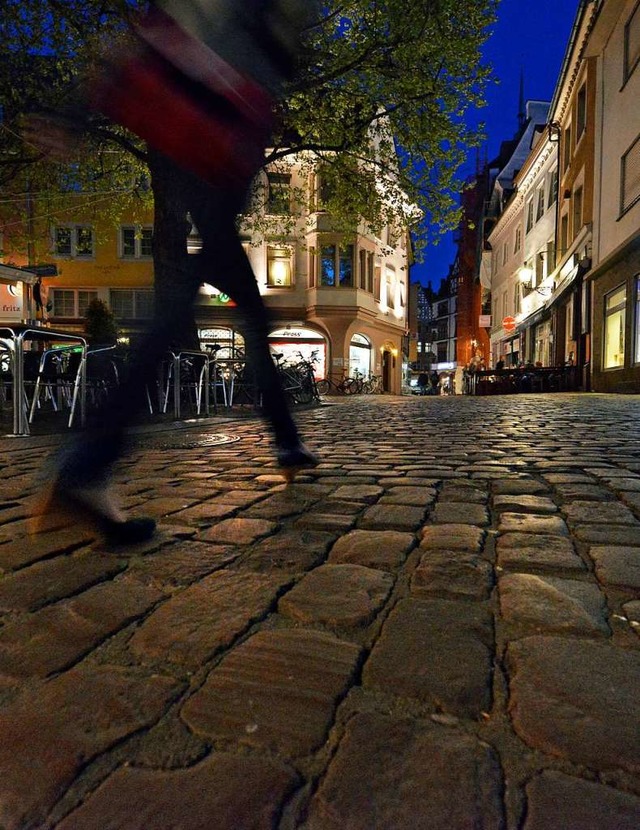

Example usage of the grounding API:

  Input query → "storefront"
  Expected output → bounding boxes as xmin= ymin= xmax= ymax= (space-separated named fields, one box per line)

xmin=268 ymin=326 xmax=328 ymax=377
xmin=349 ymin=333 xmax=373 ymax=376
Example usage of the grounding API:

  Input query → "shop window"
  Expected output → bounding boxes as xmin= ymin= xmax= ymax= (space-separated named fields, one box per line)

xmin=603 ymin=284 xmax=626 ymax=369
xmin=120 ymin=226 xmax=153 ymax=259
xmin=54 ymin=225 xmax=94 ymax=258
xmin=267 ymin=246 xmax=293 ymax=287
xmin=621 ymin=133 xmax=640 ymax=214
xmin=624 ymin=1 xmax=640 ymax=83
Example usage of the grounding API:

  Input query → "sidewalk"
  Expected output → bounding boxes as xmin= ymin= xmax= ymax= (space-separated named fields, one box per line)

xmin=0 ymin=393 xmax=639 ymax=830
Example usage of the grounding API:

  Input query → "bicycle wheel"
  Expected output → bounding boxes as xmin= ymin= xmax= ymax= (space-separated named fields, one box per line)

xmin=342 ymin=378 xmax=358 ymax=394
xmin=316 ymin=378 xmax=331 ymax=395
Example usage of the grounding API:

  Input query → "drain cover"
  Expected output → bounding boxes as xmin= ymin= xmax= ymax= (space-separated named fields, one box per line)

xmin=137 ymin=432 xmax=242 ymax=450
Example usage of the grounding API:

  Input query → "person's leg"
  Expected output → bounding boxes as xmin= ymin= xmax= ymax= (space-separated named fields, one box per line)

xmin=187 ymin=183 xmax=311 ymax=458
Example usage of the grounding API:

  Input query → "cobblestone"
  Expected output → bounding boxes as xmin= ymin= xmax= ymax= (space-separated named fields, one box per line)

xmin=1 ymin=393 xmax=640 ymax=829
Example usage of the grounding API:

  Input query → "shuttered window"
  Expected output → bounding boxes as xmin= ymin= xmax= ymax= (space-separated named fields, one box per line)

xmin=621 ymin=133 xmax=640 ymax=214
xmin=624 ymin=1 xmax=640 ymax=82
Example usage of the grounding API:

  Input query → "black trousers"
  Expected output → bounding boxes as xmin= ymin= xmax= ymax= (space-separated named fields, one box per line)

xmin=58 ymin=160 xmax=299 ymax=487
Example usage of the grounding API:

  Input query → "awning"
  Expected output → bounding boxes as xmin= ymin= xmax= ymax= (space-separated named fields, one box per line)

xmin=0 ymin=263 xmax=58 ymax=285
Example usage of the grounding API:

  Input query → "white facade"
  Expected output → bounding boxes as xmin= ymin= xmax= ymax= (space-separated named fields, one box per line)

xmin=488 ymin=130 xmax=559 ymax=366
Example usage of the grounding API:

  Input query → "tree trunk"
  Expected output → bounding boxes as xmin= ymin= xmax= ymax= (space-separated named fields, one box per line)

xmin=148 ymin=148 xmax=200 ymax=350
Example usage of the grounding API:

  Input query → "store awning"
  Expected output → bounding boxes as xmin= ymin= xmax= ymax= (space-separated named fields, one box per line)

xmin=0 ymin=263 xmax=58 ymax=285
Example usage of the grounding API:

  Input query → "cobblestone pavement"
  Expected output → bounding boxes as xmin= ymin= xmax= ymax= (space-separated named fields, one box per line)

xmin=1 ymin=393 xmax=640 ymax=830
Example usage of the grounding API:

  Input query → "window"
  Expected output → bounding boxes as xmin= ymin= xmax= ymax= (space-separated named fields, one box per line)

xmin=624 ymin=0 xmax=640 ymax=83
xmin=319 ymin=244 xmax=354 ymax=287
xmin=120 ymin=226 xmax=153 ymax=259
xmin=547 ymin=238 xmax=556 ymax=273
xmin=635 ymin=276 xmax=640 ymax=363
xmin=514 ymin=226 xmax=522 ymax=254
xmin=573 ymin=185 xmax=583 ymax=238
xmin=110 ymin=289 xmax=154 ymax=319
xmin=525 ymin=199 xmax=534 ymax=233
xmin=535 ymin=253 xmax=545 ymax=285
xmin=563 ymin=125 xmax=572 ymax=173
xmin=54 ymin=225 xmax=94 ymax=258
xmin=560 ymin=213 xmax=569 ymax=257
xmin=50 ymin=288 xmax=98 ymax=317
xmin=266 ymin=172 xmax=291 ymax=215
xmin=604 ymin=285 xmax=626 ymax=369
xmin=266 ymin=246 xmax=293 ymax=287
xmin=548 ymin=169 xmax=558 ymax=208
xmin=535 ymin=184 xmax=546 ymax=221
xmin=621 ymin=133 xmax=640 ymax=214
xmin=576 ymin=83 xmax=587 ymax=141
xmin=502 ymin=241 xmax=508 ymax=266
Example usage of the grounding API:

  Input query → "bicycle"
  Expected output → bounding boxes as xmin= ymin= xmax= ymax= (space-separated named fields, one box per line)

xmin=272 ymin=352 xmax=319 ymax=405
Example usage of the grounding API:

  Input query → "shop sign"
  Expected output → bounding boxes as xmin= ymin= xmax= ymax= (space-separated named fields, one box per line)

xmin=270 ymin=327 xmax=324 ymax=340
xmin=502 ymin=316 xmax=516 ymax=333
xmin=479 ymin=314 xmax=491 ymax=327
xmin=0 ymin=283 xmax=23 ymax=320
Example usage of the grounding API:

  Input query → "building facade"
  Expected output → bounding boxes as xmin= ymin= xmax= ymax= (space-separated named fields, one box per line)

xmin=587 ymin=0 xmax=640 ymax=391
xmin=1 ymin=156 xmax=410 ymax=394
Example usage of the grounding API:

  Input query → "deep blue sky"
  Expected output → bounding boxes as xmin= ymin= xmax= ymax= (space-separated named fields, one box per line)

xmin=411 ymin=0 xmax=579 ymax=287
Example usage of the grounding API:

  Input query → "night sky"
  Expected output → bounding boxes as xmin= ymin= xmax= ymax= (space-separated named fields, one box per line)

xmin=411 ymin=0 xmax=580 ymax=287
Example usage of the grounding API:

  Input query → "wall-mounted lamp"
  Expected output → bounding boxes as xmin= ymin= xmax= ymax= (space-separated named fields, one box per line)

xmin=548 ymin=121 xmax=561 ymax=142
xmin=519 ymin=267 xmax=553 ymax=296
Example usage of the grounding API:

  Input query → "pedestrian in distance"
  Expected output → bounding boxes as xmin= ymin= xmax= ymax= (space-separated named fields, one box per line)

xmin=417 ymin=372 xmax=429 ymax=395
xmin=26 ymin=0 xmax=319 ymax=545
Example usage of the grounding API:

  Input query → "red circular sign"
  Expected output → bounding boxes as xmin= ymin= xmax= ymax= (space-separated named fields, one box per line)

xmin=502 ymin=316 xmax=517 ymax=332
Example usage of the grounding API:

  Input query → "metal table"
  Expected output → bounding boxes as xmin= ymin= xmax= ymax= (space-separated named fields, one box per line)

xmin=0 ymin=325 xmax=87 ymax=436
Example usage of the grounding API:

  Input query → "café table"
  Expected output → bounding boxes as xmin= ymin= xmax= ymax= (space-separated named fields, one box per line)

xmin=0 ymin=324 xmax=87 ymax=436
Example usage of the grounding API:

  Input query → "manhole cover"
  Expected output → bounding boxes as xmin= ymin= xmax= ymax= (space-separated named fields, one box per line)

xmin=137 ymin=432 xmax=242 ymax=450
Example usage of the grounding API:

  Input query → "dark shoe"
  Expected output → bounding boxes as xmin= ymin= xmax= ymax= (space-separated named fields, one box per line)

xmin=277 ymin=443 xmax=319 ymax=482
xmin=30 ymin=483 xmax=156 ymax=546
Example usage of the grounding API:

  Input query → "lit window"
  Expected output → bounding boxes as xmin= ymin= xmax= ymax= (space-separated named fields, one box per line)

xmin=624 ymin=1 xmax=640 ymax=83
xmin=621 ymin=133 xmax=640 ymax=214
xmin=266 ymin=246 xmax=293 ymax=287
xmin=604 ymin=284 xmax=626 ymax=369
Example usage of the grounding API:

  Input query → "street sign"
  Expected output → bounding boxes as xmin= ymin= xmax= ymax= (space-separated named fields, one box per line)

xmin=502 ymin=316 xmax=516 ymax=333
